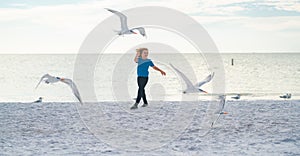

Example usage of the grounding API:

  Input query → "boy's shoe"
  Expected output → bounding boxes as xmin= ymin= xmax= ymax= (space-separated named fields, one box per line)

xmin=130 ymin=103 xmax=138 ymax=109
xmin=141 ymin=103 xmax=148 ymax=107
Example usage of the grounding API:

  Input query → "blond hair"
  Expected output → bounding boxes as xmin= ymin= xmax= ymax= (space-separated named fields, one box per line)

xmin=136 ymin=48 xmax=148 ymax=55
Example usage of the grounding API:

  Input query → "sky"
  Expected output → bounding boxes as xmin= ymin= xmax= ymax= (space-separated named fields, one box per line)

xmin=0 ymin=0 xmax=300 ymax=53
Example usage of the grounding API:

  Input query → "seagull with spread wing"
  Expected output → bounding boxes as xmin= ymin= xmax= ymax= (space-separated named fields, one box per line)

xmin=35 ymin=74 xmax=83 ymax=104
xmin=105 ymin=8 xmax=146 ymax=37
xmin=211 ymin=95 xmax=228 ymax=128
xmin=169 ymin=63 xmax=214 ymax=94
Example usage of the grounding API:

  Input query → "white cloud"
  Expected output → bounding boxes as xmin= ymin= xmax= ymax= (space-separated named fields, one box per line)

xmin=260 ymin=0 xmax=300 ymax=12
xmin=0 ymin=0 xmax=299 ymax=26
xmin=9 ymin=3 xmax=29 ymax=7
xmin=0 ymin=1 xmax=109 ymax=28
xmin=196 ymin=0 xmax=300 ymax=16
xmin=196 ymin=0 xmax=254 ymax=15
xmin=0 ymin=0 xmax=299 ymax=53
xmin=242 ymin=16 xmax=300 ymax=31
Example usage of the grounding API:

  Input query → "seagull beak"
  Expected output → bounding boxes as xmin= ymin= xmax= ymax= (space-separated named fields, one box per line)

xmin=223 ymin=112 xmax=228 ymax=114
xmin=130 ymin=30 xmax=137 ymax=34
xmin=199 ymin=89 xmax=208 ymax=93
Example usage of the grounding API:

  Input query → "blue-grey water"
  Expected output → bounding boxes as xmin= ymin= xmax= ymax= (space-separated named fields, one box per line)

xmin=0 ymin=53 xmax=299 ymax=102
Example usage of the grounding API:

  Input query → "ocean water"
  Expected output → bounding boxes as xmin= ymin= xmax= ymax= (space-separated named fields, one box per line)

xmin=0 ymin=53 xmax=299 ymax=102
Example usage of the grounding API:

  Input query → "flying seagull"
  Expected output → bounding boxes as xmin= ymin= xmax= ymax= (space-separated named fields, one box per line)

xmin=35 ymin=74 xmax=60 ymax=88
xmin=36 ymin=74 xmax=83 ymax=104
xmin=169 ymin=63 xmax=214 ymax=94
xmin=105 ymin=8 xmax=146 ymax=37
xmin=211 ymin=95 xmax=228 ymax=128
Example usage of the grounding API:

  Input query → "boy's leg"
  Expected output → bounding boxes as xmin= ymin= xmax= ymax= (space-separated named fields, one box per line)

xmin=141 ymin=77 xmax=149 ymax=106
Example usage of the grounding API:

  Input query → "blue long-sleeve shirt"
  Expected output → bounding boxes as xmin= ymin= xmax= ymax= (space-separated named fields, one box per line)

xmin=137 ymin=58 xmax=154 ymax=77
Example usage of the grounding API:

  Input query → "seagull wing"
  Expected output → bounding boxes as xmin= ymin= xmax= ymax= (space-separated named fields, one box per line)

xmin=131 ymin=27 xmax=146 ymax=37
xmin=197 ymin=72 xmax=214 ymax=88
xmin=215 ymin=95 xmax=226 ymax=114
xmin=211 ymin=95 xmax=226 ymax=127
xmin=35 ymin=74 xmax=52 ymax=89
xmin=60 ymin=78 xmax=83 ymax=104
xmin=105 ymin=8 xmax=128 ymax=30
xmin=169 ymin=63 xmax=195 ymax=91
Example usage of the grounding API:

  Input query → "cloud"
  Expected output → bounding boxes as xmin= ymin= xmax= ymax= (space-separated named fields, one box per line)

xmin=260 ymin=0 xmax=300 ymax=12
xmin=9 ymin=3 xmax=29 ymax=7
xmin=0 ymin=0 xmax=299 ymax=25
xmin=241 ymin=16 xmax=300 ymax=31
xmin=196 ymin=15 xmax=300 ymax=31
xmin=0 ymin=0 xmax=299 ymax=53
xmin=0 ymin=1 xmax=110 ymax=28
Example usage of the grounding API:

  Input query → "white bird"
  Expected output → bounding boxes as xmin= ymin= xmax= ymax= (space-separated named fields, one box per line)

xmin=35 ymin=74 xmax=60 ymax=89
xmin=214 ymin=95 xmax=226 ymax=114
xmin=105 ymin=8 xmax=146 ymax=37
xmin=35 ymin=74 xmax=83 ymax=104
xmin=59 ymin=78 xmax=83 ymax=104
xmin=169 ymin=63 xmax=214 ymax=94
xmin=211 ymin=95 xmax=228 ymax=128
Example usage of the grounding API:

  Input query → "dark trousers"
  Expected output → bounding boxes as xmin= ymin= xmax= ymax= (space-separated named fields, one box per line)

xmin=135 ymin=77 xmax=149 ymax=104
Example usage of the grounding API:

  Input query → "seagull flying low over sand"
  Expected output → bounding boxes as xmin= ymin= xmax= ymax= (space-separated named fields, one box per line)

xmin=35 ymin=74 xmax=83 ymax=104
xmin=211 ymin=95 xmax=228 ymax=128
xmin=105 ymin=8 xmax=146 ymax=37
xmin=169 ymin=63 xmax=214 ymax=94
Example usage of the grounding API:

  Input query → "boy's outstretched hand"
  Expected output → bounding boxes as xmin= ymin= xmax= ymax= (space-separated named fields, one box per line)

xmin=152 ymin=66 xmax=166 ymax=76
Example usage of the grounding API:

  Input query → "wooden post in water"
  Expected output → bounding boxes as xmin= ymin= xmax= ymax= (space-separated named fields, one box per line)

xmin=231 ymin=58 xmax=234 ymax=66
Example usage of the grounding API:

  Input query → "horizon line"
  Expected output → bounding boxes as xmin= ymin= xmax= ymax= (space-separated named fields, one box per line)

xmin=0 ymin=52 xmax=300 ymax=55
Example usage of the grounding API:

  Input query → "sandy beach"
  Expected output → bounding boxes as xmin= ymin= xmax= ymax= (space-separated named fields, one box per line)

xmin=1 ymin=100 xmax=299 ymax=155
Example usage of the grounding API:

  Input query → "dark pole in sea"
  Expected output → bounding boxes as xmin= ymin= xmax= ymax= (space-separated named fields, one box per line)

xmin=231 ymin=58 xmax=234 ymax=66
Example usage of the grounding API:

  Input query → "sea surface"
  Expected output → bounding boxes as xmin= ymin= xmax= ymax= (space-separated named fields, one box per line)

xmin=0 ymin=53 xmax=299 ymax=102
